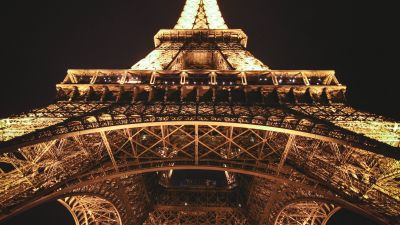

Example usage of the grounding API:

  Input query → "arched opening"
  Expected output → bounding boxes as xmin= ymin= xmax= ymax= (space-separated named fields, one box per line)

xmin=1 ymin=195 xmax=121 ymax=225
xmin=274 ymin=200 xmax=338 ymax=225
xmin=0 ymin=201 xmax=74 ymax=225
xmin=1 ymin=123 xmax=396 ymax=225
xmin=273 ymin=199 xmax=384 ymax=225
xmin=0 ymin=169 xmax=387 ymax=225
xmin=327 ymin=209 xmax=380 ymax=225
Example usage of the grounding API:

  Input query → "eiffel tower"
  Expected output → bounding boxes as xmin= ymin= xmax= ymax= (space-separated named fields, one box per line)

xmin=0 ymin=0 xmax=399 ymax=224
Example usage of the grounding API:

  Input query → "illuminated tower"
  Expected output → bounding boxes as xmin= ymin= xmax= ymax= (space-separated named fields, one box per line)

xmin=1 ymin=0 xmax=399 ymax=224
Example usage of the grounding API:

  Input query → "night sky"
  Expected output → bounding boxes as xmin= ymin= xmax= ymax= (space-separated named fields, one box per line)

xmin=1 ymin=0 xmax=398 ymax=121
xmin=0 ymin=0 xmax=392 ymax=224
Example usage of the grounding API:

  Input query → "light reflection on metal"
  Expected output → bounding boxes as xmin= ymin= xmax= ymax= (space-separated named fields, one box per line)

xmin=290 ymin=105 xmax=400 ymax=148
xmin=174 ymin=0 xmax=228 ymax=29
xmin=0 ymin=0 xmax=399 ymax=225
xmin=131 ymin=42 xmax=183 ymax=70
xmin=59 ymin=196 xmax=122 ymax=225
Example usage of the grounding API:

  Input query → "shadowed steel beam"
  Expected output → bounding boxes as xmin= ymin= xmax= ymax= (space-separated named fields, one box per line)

xmin=257 ymin=134 xmax=296 ymax=225
xmin=278 ymin=135 xmax=296 ymax=173
xmin=195 ymin=124 xmax=199 ymax=165
xmin=100 ymin=131 xmax=119 ymax=172
xmin=125 ymin=128 xmax=139 ymax=162
xmin=301 ymin=206 xmax=321 ymax=225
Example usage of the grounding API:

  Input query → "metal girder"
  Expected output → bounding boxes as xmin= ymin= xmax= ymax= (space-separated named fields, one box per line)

xmin=257 ymin=135 xmax=296 ymax=225
xmin=0 ymin=124 xmax=399 ymax=225
xmin=195 ymin=124 xmax=199 ymax=165
xmin=278 ymin=135 xmax=296 ymax=173
xmin=2 ymin=103 xmax=396 ymax=160
xmin=274 ymin=201 xmax=339 ymax=225
xmin=289 ymin=104 xmax=400 ymax=148
xmin=100 ymin=131 xmax=119 ymax=172
xmin=59 ymin=196 xmax=122 ymax=225
xmin=59 ymin=175 xmax=149 ymax=225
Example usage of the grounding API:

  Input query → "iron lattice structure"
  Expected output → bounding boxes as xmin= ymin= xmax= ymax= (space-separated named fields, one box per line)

xmin=1 ymin=0 xmax=399 ymax=225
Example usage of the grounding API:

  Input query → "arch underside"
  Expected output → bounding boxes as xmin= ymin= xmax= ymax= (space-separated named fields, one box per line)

xmin=59 ymin=195 xmax=122 ymax=225
xmin=274 ymin=201 xmax=339 ymax=225
xmin=0 ymin=121 xmax=399 ymax=224
xmin=1 ymin=102 xmax=396 ymax=155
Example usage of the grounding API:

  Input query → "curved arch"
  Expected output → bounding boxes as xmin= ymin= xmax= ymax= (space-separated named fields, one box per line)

xmin=274 ymin=199 xmax=339 ymax=225
xmin=1 ymin=123 xmax=397 ymax=225
xmin=3 ymin=116 xmax=391 ymax=157
xmin=272 ymin=197 xmax=386 ymax=225
xmin=58 ymin=195 xmax=122 ymax=225
xmin=0 ymin=165 xmax=381 ymax=225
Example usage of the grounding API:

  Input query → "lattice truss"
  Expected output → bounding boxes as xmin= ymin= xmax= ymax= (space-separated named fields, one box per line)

xmin=59 ymin=196 xmax=121 ymax=225
xmin=0 ymin=102 xmax=395 ymax=155
xmin=144 ymin=187 xmax=248 ymax=225
xmin=1 ymin=1 xmax=399 ymax=224
xmin=131 ymin=41 xmax=268 ymax=71
xmin=166 ymin=41 xmax=234 ymax=70
xmin=0 ymin=103 xmax=110 ymax=142
xmin=131 ymin=0 xmax=268 ymax=71
xmin=174 ymin=0 xmax=228 ymax=29
xmin=243 ymin=176 xmax=340 ymax=225
xmin=290 ymin=104 xmax=400 ymax=148
xmin=145 ymin=209 xmax=247 ymax=225
xmin=0 ymin=122 xmax=399 ymax=224
xmin=217 ymin=42 xmax=269 ymax=71
xmin=274 ymin=201 xmax=338 ymax=225
xmin=61 ymin=175 xmax=150 ymax=225
xmin=131 ymin=42 xmax=184 ymax=70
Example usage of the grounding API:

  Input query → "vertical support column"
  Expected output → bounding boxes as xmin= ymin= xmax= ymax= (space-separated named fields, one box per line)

xmin=150 ymin=71 xmax=158 ymax=85
xmin=100 ymin=131 xmax=119 ymax=172
xmin=125 ymin=128 xmax=139 ymax=163
xmin=272 ymin=72 xmax=279 ymax=86
xmin=257 ymin=131 xmax=272 ymax=165
xmin=227 ymin=127 xmax=234 ymax=159
xmin=301 ymin=72 xmax=310 ymax=86
xmin=180 ymin=71 xmax=188 ymax=85
xmin=210 ymin=72 xmax=217 ymax=85
xmin=277 ymin=135 xmax=295 ymax=172
xmin=257 ymin=134 xmax=296 ymax=225
xmin=240 ymin=72 xmax=247 ymax=85
xmin=195 ymin=124 xmax=199 ymax=165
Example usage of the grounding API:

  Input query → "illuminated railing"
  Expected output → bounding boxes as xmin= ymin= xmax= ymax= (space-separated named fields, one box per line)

xmin=63 ymin=69 xmax=341 ymax=86
xmin=154 ymin=29 xmax=248 ymax=47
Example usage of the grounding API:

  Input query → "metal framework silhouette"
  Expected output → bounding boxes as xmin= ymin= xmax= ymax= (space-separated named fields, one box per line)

xmin=0 ymin=0 xmax=399 ymax=224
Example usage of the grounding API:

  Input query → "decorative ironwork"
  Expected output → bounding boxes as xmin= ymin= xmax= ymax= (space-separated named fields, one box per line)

xmin=0 ymin=0 xmax=399 ymax=225
xmin=59 ymin=196 xmax=122 ymax=225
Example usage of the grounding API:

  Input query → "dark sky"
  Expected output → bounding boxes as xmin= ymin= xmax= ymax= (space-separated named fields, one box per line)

xmin=0 ymin=0 xmax=397 ymax=120
xmin=0 ymin=0 xmax=391 ymax=224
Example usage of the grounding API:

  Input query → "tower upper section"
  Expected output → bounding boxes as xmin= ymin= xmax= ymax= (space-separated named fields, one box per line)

xmin=131 ymin=0 xmax=268 ymax=70
xmin=174 ymin=0 xmax=228 ymax=29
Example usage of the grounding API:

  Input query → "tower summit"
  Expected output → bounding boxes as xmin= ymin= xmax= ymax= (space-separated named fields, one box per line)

xmin=174 ymin=0 xmax=228 ymax=29
xmin=0 ymin=1 xmax=399 ymax=225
